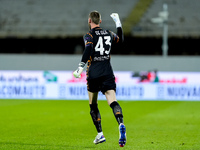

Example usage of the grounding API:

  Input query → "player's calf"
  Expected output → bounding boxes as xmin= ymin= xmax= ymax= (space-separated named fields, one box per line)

xmin=90 ymin=103 xmax=102 ymax=132
xmin=110 ymin=101 xmax=123 ymax=125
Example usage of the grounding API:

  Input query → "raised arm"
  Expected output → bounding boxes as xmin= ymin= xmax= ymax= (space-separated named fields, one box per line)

xmin=110 ymin=13 xmax=124 ymax=44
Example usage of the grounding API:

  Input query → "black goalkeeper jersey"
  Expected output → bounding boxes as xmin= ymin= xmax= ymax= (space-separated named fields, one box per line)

xmin=81 ymin=27 xmax=123 ymax=80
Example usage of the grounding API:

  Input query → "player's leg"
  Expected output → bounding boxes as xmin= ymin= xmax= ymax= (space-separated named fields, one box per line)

xmin=102 ymin=74 xmax=126 ymax=147
xmin=89 ymin=91 xmax=102 ymax=133
xmin=102 ymin=76 xmax=123 ymax=125
xmin=105 ymin=90 xmax=126 ymax=147
xmin=105 ymin=90 xmax=123 ymax=125
xmin=88 ymin=91 xmax=106 ymax=144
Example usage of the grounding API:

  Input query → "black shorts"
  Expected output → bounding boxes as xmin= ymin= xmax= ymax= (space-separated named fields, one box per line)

xmin=87 ymin=75 xmax=116 ymax=94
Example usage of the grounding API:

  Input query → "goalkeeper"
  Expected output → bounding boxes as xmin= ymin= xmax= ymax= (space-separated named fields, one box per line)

xmin=73 ymin=11 xmax=126 ymax=147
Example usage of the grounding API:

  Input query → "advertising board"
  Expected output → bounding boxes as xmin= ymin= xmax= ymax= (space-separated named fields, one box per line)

xmin=0 ymin=70 xmax=200 ymax=100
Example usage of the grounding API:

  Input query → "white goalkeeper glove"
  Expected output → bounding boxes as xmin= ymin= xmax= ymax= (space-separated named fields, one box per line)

xmin=110 ymin=13 xmax=122 ymax=28
xmin=73 ymin=62 xmax=85 ymax=78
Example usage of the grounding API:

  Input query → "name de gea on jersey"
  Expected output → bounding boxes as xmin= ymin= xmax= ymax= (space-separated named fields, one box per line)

xmin=95 ymin=30 xmax=108 ymax=35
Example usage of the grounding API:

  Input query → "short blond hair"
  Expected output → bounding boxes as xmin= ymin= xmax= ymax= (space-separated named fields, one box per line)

xmin=89 ymin=11 xmax=101 ymax=25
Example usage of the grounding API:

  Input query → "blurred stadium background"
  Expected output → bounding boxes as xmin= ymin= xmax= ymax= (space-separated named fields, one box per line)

xmin=0 ymin=1 xmax=200 ymax=149
xmin=0 ymin=0 xmax=200 ymax=71
xmin=0 ymin=0 xmax=200 ymax=55
xmin=0 ymin=0 xmax=200 ymax=100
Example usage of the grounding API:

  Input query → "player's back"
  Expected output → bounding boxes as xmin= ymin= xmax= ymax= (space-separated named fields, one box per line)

xmin=86 ymin=27 xmax=114 ymax=79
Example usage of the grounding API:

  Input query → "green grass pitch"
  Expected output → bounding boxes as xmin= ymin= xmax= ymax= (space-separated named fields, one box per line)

xmin=0 ymin=100 xmax=200 ymax=150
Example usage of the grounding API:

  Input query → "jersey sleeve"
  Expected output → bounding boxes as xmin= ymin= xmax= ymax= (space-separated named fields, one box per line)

xmin=84 ymin=33 xmax=93 ymax=48
xmin=81 ymin=33 xmax=93 ymax=63
xmin=110 ymin=27 xmax=124 ymax=44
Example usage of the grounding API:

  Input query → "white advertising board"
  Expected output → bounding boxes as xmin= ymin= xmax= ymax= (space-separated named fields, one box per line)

xmin=0 ymin=70 xmax=200 ymax=100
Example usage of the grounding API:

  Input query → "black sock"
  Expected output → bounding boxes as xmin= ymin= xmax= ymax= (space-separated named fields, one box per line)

xmin=110 ymin=101 xmax=124 ymax=125
xmin=90 ymin=103 xmax=102 ymax=133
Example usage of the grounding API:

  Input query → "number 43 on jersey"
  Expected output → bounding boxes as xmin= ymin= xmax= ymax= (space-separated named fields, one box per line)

xmin=95 ymin=36 xmax=111 ymax=55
